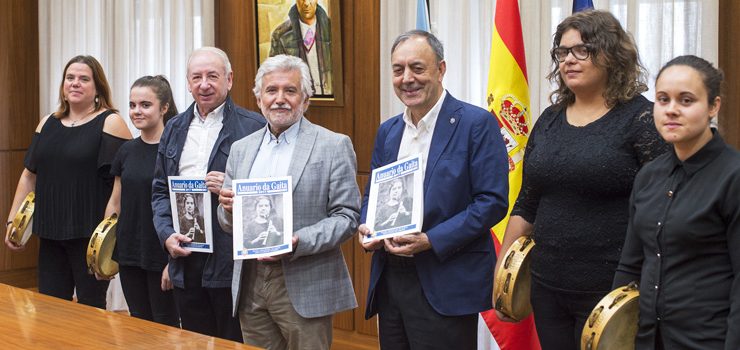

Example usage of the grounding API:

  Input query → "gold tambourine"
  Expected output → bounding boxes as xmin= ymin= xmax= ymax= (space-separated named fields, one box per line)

xmin=8 ymin=192 xmax=35 ymax=246
xmin=86 ymin=213 xmax=119 ymax=278
xmin=581 ymin=282 xmax=640 ymax=350
xmin=494 ymin=235 xmax=535 ymax=321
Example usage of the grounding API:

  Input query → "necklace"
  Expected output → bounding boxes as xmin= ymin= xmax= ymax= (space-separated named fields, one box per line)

xmin=68 ymin=110 xmax=96 ymax=126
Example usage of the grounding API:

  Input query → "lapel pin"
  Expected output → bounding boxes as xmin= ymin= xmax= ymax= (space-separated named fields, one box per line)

xmin=450 ymin=117 xmax=456 ymax=124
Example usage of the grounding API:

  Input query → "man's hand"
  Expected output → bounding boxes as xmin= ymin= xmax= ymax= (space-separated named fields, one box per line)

xmin=219 ymin=188 xmax=235 ymax=213
xmin=161 ymin=263 xmax=173 ymax=291
xmin=4 ymin=226 xmax=25 ymax=251
xmin=383 ymin=232 xmax=432 ymax=255
xmin=257 ymin=235 xmax=299 ymax=262
xmin=165 ymin=233 xmax=193 ymax=258
xmin=357 ymin=224 xmax=384 ymax=251
xmin=205 ymin=171 xmax=226 ymax=195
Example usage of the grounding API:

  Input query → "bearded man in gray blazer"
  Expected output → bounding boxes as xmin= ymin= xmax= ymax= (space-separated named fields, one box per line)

xmin=217 ymin=54 xmax=359 ymax=350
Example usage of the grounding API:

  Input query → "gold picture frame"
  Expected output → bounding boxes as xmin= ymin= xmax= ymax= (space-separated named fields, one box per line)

xmin=255 ymin=0 xmax=344 ymax=106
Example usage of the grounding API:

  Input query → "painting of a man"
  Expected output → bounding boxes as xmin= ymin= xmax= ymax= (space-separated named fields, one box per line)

xmin=269 ymin=0 xmax=333 ymax=96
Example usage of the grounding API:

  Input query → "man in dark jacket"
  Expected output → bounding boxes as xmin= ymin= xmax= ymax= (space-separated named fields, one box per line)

xmin=151 ymin=47 xmax=265 ymax=341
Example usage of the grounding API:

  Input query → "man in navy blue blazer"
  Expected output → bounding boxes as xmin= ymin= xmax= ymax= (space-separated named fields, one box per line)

xmin=358 ymin=30 xmax=509 ymax=349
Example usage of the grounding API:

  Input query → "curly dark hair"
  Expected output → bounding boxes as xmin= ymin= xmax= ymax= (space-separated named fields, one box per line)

xmin=547 ymin=10 xmax=647 ymax=108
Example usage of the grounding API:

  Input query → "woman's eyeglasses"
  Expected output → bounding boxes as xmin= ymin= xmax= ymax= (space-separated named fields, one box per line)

xmin=551 ymin=44 xmax=593 ymax=62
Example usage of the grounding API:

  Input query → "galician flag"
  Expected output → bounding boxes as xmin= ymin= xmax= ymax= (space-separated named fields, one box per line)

xmin=478 ymin=0 xmax=540 ymax=349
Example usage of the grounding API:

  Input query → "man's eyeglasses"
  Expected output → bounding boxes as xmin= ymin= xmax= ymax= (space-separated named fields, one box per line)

xmin=551 ymin=44 xmax=593 ymax=63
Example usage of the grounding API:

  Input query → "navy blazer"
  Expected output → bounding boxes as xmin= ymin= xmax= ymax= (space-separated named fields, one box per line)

xmin=362 ymin=92 xmax=509 ymax=317
xmin=152 ymin=96 xmax=265 ymax=289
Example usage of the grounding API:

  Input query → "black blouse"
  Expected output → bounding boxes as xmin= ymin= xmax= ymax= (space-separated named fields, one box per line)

xmin=614 ymin=131 xmax=740 ymax=349
xmin=512 ymin=95 xmax=669 ymax=292
xmin=24 ymin=111 xmax=126 ymax=240
xmin=110 ymin=138 xmax=168 ymax=271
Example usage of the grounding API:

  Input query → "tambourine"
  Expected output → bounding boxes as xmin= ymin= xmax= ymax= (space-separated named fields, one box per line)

xmin=8 ymin=192 xmax=35 ymax=246
xmin=494 ymin=235 xmax=535 ymax=321
xmin=86 ymin=213 xmax=119 ymax=278
xmin=581 ymin=282 xmax=640 ymax=350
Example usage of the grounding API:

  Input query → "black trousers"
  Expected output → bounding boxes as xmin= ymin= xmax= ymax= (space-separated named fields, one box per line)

xmin=38 ymin=237 xmax=109 ymax=309
xmin=173 ymin=254 xmax=242 ymax=342
xmin=530 ymin=278 xmax=605 ymax=350
xmin=174 ymin=286 xmax=242 ymax=342
xmin=118 ymin=265 xmax=179 ymax=327
xmin=377 ymin=255 xmax=477 ymax=350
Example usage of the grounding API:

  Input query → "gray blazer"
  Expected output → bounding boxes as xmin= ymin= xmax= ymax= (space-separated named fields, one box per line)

xmin=218 ymin=118 xmax=360 ymax=318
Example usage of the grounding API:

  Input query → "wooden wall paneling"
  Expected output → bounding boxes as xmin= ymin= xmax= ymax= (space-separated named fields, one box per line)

xmin=352 ymin=0 xmax=381 ymax=175
xmin=351 ymin=0 xmax=380 ymax=336
xmin=0 ymin=0 xmax=39 ymax=151
xmin=718 ymin=0 xmax=740 ymax=149
xmin=0 ymin=0 xmax=39 ymax=281
xmin=215 ymin=0 xmax=258 ymax=111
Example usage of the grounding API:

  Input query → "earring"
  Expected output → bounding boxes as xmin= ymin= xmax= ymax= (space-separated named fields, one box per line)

xmin=95 ymin=95 xmax=99 ymax=105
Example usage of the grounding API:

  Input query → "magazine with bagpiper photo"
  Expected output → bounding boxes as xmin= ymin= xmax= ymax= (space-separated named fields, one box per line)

xmin=363 ymin=154 xmax=423 ymax=243
xmin=168 ymin=176 xmax=213 ymax=253
xmin=232 ymin=176 xmax=294 ymax=259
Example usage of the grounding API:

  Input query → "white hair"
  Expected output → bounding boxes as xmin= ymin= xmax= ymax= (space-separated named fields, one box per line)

xmin=187 ymin=47 xmax=233 ymax=75
xmin=253 ymin=55 xmax=313 ymax=100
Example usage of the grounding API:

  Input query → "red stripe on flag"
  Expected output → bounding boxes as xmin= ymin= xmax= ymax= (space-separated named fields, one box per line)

xmin=494 ymin=0 xmax=528 ymax=81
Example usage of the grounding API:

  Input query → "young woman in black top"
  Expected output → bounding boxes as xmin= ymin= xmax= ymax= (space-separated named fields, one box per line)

xmin=4 ymin=55 xmax=132 ymax=308
xmin=105 ymin=76 xmax=179 ymax=326
xmin=494 ymin=11 xmax=668 ymax=349
xmin=615 ymin=56 xmax=740 ymax=349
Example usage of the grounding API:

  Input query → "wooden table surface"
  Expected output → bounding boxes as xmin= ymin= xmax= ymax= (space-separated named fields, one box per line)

xmin=0 ymin=283 xmax=260 ymax=349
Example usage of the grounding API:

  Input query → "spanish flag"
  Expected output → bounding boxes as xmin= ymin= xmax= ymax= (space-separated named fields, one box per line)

xmin=479 ymin=0 xmax=540 ymax=349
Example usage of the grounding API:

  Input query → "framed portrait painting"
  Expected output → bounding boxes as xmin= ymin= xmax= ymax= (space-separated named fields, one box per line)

xmin=255 ymin=0 xmax=344 ymax=106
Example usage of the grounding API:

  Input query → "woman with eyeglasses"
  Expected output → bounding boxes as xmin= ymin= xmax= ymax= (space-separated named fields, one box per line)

xmin=493 ymin=10 xmax=669 ymax=349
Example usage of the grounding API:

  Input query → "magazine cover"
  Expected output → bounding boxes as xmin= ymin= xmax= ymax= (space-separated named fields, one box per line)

xmin=168 ymin=176 xmax=213 ymax=252
xmin=232 ymin=176 xmax=293 ymax=259
xmin=363 ymin=154 xmax=423 ymax=243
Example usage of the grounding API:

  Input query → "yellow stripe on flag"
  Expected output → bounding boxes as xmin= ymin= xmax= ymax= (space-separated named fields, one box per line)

xmin=486 ymin=22 xmax=531 ymax=243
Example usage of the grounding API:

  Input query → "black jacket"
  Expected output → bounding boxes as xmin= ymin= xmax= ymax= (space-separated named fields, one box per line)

xmin=152 ymin=96 xmax=265 ymax=288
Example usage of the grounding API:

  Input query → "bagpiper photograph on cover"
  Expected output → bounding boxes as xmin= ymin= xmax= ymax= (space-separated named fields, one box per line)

xmin=363 ymin=154 xmax=423 ymax=243
xmin=232 ymin=177 xmax=294 ymax=259
xmin=168 ymin=176 xmax=213 ymax=252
